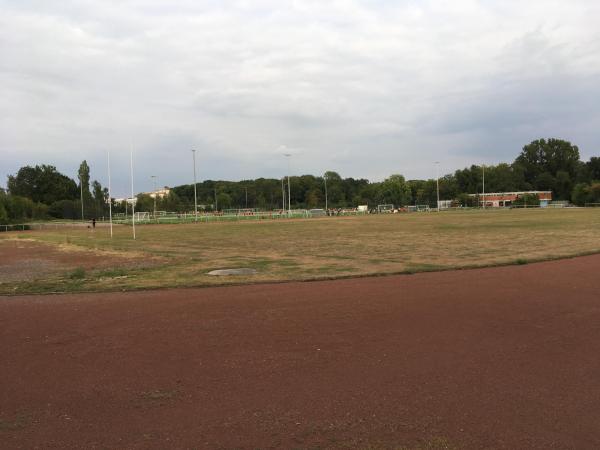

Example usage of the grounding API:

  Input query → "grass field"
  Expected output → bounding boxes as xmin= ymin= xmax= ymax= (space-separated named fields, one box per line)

xmin=2 ymin=208 xmax=600 ymax=294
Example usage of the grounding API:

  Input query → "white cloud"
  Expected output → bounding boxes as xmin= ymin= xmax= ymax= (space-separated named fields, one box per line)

xmin=1 ymin=0 xmax=599 ymax=195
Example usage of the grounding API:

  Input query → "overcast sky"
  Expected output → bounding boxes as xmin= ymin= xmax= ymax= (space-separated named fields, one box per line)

xmin=1 ymin=0 xmax=599 ymax=196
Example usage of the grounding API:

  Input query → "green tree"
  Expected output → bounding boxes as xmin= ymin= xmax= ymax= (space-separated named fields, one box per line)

xmin=91 ymin=180 xmax=108 ymax=217
xmin=380 ymin=174 xmax=412 ymax=207
xmin=78 ymin=160 xmax=92 ymax=198
xmin=587 ymin=157 xmax=600 ymax=181
xmin=514 ymin=138 xmax=580 ymax=199
xmin=323 ymin=171 xmax=345 ymax=207
xmin=572 ymin=182 xmax=600 ymax=206
xmin=7 ymin=165 xmax=78 ymax=204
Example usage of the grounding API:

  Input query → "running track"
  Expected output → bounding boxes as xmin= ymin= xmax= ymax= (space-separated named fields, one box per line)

xmin=2 ymin=255 xmax=600 ymax=449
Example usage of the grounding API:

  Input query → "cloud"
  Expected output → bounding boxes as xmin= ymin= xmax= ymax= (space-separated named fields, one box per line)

xmin=1 ymin=0 xmax=599 ymax=195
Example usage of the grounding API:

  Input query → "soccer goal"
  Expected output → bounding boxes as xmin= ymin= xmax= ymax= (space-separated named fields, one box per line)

xmin=134 ymin=211 xmax=150 ymax=222
xmin=377 ymin=204 xmax=394 ymax=213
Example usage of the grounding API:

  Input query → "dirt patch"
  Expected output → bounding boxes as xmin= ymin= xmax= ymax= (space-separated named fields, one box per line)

xmin=0 ymin=239 xmax=154 ymax=283
xmin=2 ymin=255 xmax=600 ymax=448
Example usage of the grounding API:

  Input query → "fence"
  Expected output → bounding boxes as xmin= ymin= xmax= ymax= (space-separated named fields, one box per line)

xmin=114 ymin=209 xmax=368 ymax=225
xmin=0 ymin=222 xmax=96 ymax=233
xmin=116 ymin=210 xmax=312 ymax=225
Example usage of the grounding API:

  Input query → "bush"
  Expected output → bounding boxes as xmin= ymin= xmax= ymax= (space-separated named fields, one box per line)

xmin=0 ymin=192 xmax=48 ymax=223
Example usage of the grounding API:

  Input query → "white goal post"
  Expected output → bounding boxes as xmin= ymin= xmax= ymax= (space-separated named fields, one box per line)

xmin=377 ymin=204 xmax=394 ymax=213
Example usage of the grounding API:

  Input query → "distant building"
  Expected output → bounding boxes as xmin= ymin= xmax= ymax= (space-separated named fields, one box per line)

xmin=149 ymin=187 xmax=170 ymax=199
xmin=114 ymin=197 xmax=137 ymax=205
xmin=468 ymin=191 xmax=552 ymax=208
xmin=114 ymin=187 xmax=170 ymax=205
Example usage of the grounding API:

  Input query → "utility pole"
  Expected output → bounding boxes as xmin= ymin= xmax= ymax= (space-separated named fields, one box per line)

xmin=191 ymin=149 xmax=198 ymax=221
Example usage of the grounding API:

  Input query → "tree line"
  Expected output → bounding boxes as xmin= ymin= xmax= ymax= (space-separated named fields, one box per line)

xmin=2 ymin=138 xmax=600 ymax=223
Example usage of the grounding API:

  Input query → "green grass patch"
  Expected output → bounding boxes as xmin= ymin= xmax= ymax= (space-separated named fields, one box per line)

xmin=68 ymin=267 xmax=86 ymax=280
xmin=96 ymin=268 xmax=128 ymax=278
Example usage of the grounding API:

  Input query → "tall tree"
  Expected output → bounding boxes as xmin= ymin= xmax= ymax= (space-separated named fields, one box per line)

xmin=514 ymin=138 xmax=580 ymax=199
xmin=587 ymin=157 xmax=600 ymax=181
xmin=7 ymin=165 xmax=78 ymax=204
xmin=380 ymin=174 xmax=412 ymax=207
xmin=78 ymin=160 xmax=92 ymax=201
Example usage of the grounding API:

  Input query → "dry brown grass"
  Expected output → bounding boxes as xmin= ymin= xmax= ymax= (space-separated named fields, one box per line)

xmin=2 ymin=208 xmax=600 ymax=294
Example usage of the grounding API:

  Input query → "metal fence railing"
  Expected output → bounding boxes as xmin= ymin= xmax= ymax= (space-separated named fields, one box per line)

xmin=0 ymin=222 xmax=95 ymax=233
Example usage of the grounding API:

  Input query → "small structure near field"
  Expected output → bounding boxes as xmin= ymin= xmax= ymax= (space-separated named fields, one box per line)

xmin=469 ymin=191 xmax=552 ymax=208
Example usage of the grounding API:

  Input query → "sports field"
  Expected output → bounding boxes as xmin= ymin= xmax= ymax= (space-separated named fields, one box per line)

xmin=3 ymin=208 xmax=600 ymax=448
xmin=1 ymin=208 xmax=600 ymax=294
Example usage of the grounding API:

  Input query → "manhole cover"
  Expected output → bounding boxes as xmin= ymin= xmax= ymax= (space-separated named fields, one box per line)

xmin=207 ymin=268 xmax=257 ymax=276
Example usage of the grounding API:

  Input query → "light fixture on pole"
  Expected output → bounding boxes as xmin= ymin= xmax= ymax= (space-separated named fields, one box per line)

xmin=435 ymin=161 xmax=440 ymax=212
xmin=191 ymin=149 xmax=198 ymax=221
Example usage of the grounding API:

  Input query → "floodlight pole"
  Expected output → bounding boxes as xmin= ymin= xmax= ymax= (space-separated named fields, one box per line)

xmin=130 ymin=146 xmax=136 ymax=240
xmin=108 ymin=151 xmax=113 ymax=238
xmin=191 ymin=149 xmax=198 ymax=221
xmin=284 ymin=153 xmax=291 ymax=215
xmin=435 ymin=161 xmax=440 ymax=212
xmin=214 ymin=187 xmax=218 ymax=212
xmin=281 ymin=178 xmax=285 ymax=211
xmin=482 ymin=164 xmax=486 ymax=210
xmin=151 ymin=175 xmax=157 ymax=220
xmin=324 ymin=172 xmax=328 ymax=211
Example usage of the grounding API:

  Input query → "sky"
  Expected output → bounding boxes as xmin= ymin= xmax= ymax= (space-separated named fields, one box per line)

xmin=1 ymin=0 xmax=600 ymax=196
